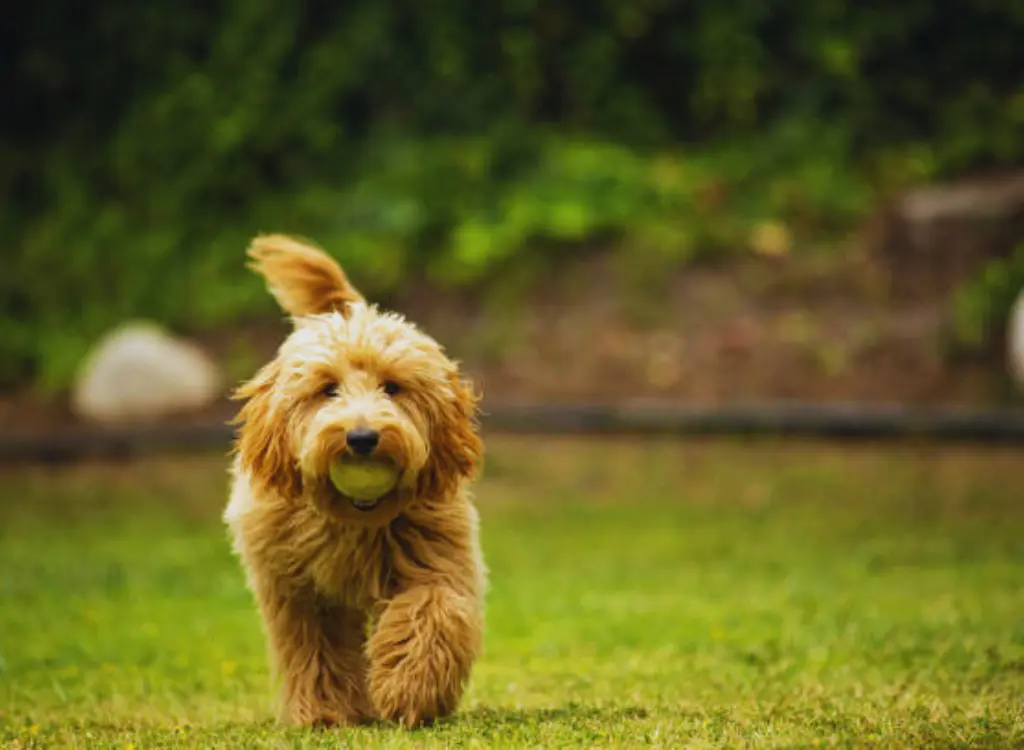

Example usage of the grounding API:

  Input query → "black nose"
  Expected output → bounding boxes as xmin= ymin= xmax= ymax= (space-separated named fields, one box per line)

xmin=346 ymin=427 xmax=379 ymax=456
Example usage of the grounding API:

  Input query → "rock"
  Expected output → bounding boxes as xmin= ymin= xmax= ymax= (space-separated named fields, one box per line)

xmin=72 ymin=321 xmax=222 ymax=423
xmin=1009 ymin=289 xmax=1024 ymax=388
xmin=865 ymin=172 xmax=1024 ymax=299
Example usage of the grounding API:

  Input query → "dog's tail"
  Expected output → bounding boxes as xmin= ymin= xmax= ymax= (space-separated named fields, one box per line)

xmin=246 ymin=234 xmax=365 ymax=317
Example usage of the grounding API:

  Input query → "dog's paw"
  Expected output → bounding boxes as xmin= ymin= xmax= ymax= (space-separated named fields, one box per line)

xmin=369 ymin=668 xmax=450 ymax=729
xmin=287 ymin=703 xmax=369 ymax=729
xmin=283 ymin=680 xmax=374 ymax=729
xmin=367 ymin=586 xmax=480 ymax=728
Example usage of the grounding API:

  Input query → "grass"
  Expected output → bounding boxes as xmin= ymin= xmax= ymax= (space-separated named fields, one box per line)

xmin=1 ymin=437 xmax=1022 ymax=748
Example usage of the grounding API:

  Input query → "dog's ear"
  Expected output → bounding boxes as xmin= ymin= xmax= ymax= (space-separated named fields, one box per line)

xmin=247 ymin=234 xmax=365 ymax=318
xmin=418 ymin=373 xmax=484 ymax=499
xmin=231 ymin=359 xmax=301 ymax=498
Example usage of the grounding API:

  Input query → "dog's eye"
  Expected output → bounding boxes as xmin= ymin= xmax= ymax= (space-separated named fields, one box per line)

xmin=321 ymin=382 xmax=339 ymax=398
xmin=382 ymin=380 xmax=401 ymax=396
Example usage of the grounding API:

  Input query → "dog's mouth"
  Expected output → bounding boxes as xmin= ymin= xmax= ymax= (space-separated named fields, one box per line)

xmin=314 ymin=454 xmax=411 ymax=525
xmin=325 ymin=480 xmax=399 ymax=513
xmin=316 ymin=483 xmax=409 ymax=526
xmin=343 ymin=490 xmax=392 ymax=512
xmin=326 ymin=454 xmax=400 ymax=508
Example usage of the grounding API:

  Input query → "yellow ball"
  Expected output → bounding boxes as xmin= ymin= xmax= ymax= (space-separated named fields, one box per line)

xmin=329 ymin=457 xmax=399 ymax=501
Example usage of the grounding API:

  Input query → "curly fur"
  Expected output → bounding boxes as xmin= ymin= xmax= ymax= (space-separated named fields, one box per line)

xmin=224 ymin=234 xmax=485 ymax=728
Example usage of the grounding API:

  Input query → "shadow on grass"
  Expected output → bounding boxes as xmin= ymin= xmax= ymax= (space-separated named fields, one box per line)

xmin=54 ymin=706 xmax=650 ymax=737
xmin=455 ymin=704 xmax=649 ymax=728
xmin=307 ymin=705 xmax=653 ymax=733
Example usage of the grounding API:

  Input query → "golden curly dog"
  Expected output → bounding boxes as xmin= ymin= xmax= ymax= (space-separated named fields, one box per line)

xmin=224 ymin=235 xmax=485 ymax=729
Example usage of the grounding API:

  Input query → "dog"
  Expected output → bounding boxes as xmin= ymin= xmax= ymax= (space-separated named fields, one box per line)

xmin=224 ymin=235 xmax=485 ymax=728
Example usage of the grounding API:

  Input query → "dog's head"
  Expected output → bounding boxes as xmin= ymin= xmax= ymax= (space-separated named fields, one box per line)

xmin=232 ymin=235 xmax=482 ymax=525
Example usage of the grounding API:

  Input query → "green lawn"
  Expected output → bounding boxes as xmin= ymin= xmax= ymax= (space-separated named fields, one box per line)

xmin=1 ymin=438 xmax=1022 ymax=748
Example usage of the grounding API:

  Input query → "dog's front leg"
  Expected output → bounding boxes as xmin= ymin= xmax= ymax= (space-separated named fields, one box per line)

xmin=256 ymin=582 xmax=372 ymax=727
xmin=367 ymin=583 xmax=482 ymax=728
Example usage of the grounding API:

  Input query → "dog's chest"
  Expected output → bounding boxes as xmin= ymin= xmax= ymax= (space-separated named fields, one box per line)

xmin=228 ymin=474 xmax=398 ymax=609
xmin=300 ymin=526 xmax=389 ymax=608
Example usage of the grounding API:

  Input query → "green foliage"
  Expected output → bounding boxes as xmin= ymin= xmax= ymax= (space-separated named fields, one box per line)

xmin=952 ymin=243 xmax=1024 ymax=350
xmin=3 ymin=0 xmax=1024 ymax=389
xmin=2 ymin=441 xmax=1023 ymax=747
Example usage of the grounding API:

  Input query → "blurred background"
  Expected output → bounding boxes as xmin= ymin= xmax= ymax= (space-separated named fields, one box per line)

xmin=3 ymin=0 xmax=1024 ymax=430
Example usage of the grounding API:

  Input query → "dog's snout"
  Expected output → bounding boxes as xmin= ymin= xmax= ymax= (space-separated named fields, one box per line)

xmin=346 ymin=427 xmax=380 ymax=456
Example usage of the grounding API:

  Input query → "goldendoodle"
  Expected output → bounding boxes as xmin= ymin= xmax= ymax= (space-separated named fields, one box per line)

xmin=224 ymin=235 xmax=485 ymax=728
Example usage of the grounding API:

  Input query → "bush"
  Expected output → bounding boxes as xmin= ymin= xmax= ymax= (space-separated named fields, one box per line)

xmin=951 ymin=244 xmax=1024 ymax=353
xmin=3 ymin=0 xmax=1024 ymax=390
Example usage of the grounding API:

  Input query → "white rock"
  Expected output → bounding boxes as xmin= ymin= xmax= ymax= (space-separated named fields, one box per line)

xmin=72 ymin=321 xmax=222 ymax=423
xmin=1010 ymin=289 xmax=1024 ymax=388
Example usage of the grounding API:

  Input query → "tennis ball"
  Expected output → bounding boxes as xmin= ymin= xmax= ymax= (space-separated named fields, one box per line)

xmin=329 ymin=457 xmax=399 ymax=502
